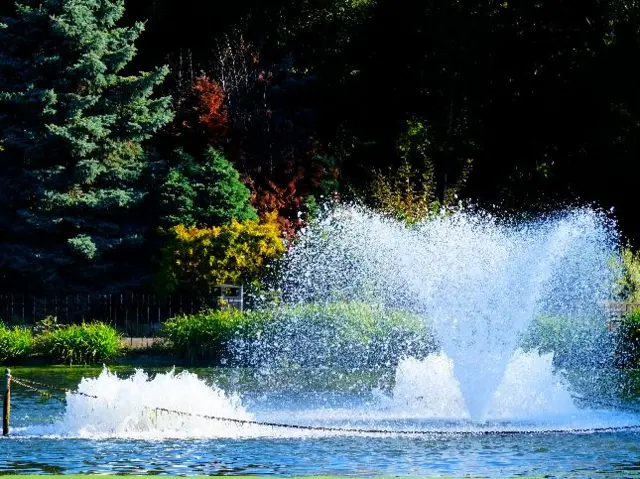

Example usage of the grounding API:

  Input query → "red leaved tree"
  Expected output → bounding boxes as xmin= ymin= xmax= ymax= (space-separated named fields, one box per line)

xmin=244 ymin=143 xmax=340 ymax=240
xmin=189 ymin=75 xmax=229 ymax=146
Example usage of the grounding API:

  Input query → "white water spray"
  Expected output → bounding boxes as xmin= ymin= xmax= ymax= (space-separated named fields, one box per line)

xmin=31 ymin=356 xmax=639 ymax=439
xmin=277 ymin=204 xmax=618 ymax=419
xmin=45 ymin=369 xmax=254 ymax=439
xmin=378 ymin=350 xmax=579 ymax=420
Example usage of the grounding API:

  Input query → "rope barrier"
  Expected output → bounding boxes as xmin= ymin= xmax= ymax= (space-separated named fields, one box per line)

xmin=10 ymin=377 xmax=67 ymax=403
xmin=11 ymin=376 xmax=99 ymax=400
xmin=150 ymin=406 xmax=640 ymax=436
xmin=8 ymin=373 xmax=640 ymax=437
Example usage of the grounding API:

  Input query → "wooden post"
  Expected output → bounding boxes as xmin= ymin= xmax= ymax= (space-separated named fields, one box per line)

xmin=3 ymin=368 xmax=10 ymax=436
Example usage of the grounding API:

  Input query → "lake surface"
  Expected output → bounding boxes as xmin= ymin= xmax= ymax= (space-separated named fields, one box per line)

xmin=1 ymin=366 xmax=640 ymax=478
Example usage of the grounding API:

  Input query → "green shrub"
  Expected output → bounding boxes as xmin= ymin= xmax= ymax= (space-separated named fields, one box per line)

xmin=160 ymin=309 xmax=253 ymax=364
xmin=161 ymin=302 xmax=435 ymax=367
xmin=520 ymin=313 xmax=616 ymax=368
xmin=613 ymin=248 xmax=640 ymax=302
xmin=36 ymin=322 xmax=123 ymax=365
xmin=33 ymin=315 xmax=63 ymax=335
xmin=616 ymin=309 xmax=640 ymax=368
xmin=232 ymin=301 xmax=437 ymax=369
xmin=520 ymin=314 xmax=569 ymax=355
xmin=0 ymin=323 xmax=33 ymax=363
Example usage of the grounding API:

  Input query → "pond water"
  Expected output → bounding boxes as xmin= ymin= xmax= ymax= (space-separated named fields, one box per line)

xmin=2 ymin=365 xmax=640 ymax=478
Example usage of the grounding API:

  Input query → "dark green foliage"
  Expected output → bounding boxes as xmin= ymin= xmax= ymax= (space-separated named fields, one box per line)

xmin=159 ymin=147 xmax=257 ymax=228
xmin=0 ymin=0 xmax=173 ymax=293
xmin=135 ymin=0 xmax=640 ymax=245
xmin=0 ymin=323 xmax=33 ymax=363
xmin=5 ymin=0 xmax=640 ymax=294
xmin=36 ymin=322 xmax=122 ymax=365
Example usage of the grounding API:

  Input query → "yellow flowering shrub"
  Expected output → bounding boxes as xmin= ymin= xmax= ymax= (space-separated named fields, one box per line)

xmin=158 ymin=212 xmax=285 ymax=295
xmin=368 ymin=160 xmax=442 ymax=223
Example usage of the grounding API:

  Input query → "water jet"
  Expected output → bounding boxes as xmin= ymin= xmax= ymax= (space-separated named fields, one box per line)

xmin=259 ymin=203 xmax=621 ymax=420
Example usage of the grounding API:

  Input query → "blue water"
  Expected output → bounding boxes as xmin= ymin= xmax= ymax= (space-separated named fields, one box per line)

xmin=3 ymin=433 xmax=640 ymax=477
xmin=2 ymin=367 xmax=640 ymax=478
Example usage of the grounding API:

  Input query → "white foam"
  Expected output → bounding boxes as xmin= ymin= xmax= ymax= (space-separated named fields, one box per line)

xmin=374 ymin=353 xmax=468 ymax=419
xmin=372 ymin=349 xmax=640 ymax=431
xmin=377 ymin=350 xmax=578 ymax=418
xmin=25 ymin=368 xmax=264 ymax=439
xmin=489 ymin=349 xmax=578 ymax=419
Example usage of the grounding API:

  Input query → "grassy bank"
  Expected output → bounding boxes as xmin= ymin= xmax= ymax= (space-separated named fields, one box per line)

xmin=1 ymin=320 xmax=123 ymax=366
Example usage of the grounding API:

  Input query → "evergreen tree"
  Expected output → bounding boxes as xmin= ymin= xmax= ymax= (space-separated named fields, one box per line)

xmin=0 ymin=0 xmax=173 ymax=293
xmin=159 ymin=147 xmax=257 ymax=228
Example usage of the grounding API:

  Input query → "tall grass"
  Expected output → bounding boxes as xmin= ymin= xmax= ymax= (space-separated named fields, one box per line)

xmin=0 ymin=323 xmax=34 ymax=363
xmin=36 ymin=322 xmax=122 ymax=365
xmin=161 ymin=302 xmax=437 ymax=367
xmin=232 ymin=301 xmax=437 ymax=369
xmin=161 ymin=309 xmax=251 ymax=364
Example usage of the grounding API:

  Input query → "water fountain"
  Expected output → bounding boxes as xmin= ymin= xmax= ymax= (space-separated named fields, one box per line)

xmin=5 ymin=203 xmax=640 ymax=477
xmin=272 ymin=203 xmax=619 ymax=420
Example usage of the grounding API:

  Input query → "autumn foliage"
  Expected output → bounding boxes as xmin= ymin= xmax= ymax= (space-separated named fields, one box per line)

xmin=172 ymin=49 xmax=340 ymax=241
xmin=169 ymin=75 xmax=229 ymax=151
xmin=158 ymin=212 xmax=285 ymax=296
xmin=192 ymin=76 xmax=228 ymax=142
xmin=244 ymin=147 xmax=340 ymax=239
xmin=245 ymin=167 xmax=313 ymax=240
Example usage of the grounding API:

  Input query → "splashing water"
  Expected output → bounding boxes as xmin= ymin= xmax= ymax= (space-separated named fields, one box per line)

xmin=377 ymin=350 xmax=578 ymax=421
xmin=375 ymin=353 xmax=468 ymax=418
xmin=275 ymin=204 xmax=619 ymax=419
xmin=40 ymin=369 xmax=255 ymax=439
xmin=25 ymin=355 xmax=639 ymax=440
xmin=489 ymin=350 xmax=579 ymax=419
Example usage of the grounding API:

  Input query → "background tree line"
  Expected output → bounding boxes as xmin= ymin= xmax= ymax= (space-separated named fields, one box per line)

xmin=2 ymin=0 xmax=640 ymax=296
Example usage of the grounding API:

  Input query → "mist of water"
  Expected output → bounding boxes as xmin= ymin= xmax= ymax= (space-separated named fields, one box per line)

xmin=271 ymin=203 xmax=619 ymax=418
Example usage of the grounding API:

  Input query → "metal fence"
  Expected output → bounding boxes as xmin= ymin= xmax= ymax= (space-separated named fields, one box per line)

xmin=0 ymin=288 xmax=243 ymax=337
xmin=3 ymin=295 xmax=633 ymax=336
